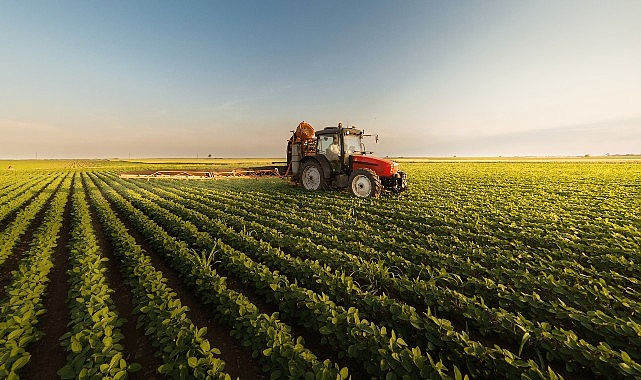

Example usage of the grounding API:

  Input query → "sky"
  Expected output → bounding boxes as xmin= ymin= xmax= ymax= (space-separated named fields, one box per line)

xmin=1 ymin=1 xmax=640 ymax=159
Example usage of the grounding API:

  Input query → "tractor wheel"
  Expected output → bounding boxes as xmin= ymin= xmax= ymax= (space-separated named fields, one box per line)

xmin=300 ymin=160 xmax=327 ymax=191
xmin=349 ymin=168 xmax=382 ymax=198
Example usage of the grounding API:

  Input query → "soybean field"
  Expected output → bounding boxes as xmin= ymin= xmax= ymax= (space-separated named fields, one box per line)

xmin=0 ymin=159 xmax=639 ymax=379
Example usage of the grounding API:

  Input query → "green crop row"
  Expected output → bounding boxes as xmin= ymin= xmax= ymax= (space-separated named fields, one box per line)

xmin=0 ymin=173 xmax=71 ymax=379
xmin=0 ymin=174 xmax=52 ymax=224
xmin=113 ymin=173 xmax=557 ymax=379
xmin=0 ymin=174 xmax=66 ymax=266
xmin=83 ymin=174 xmax=232 ymax=380
xmin=0 ymin=171 xmax=47 ymax=197
xmin=1 ymin=160 xmax=638 ymax=380
xmin=137 ymin=177 xmax=639 ymax=379
xmin=162 ymin=182 xmax=640 ymax=352
xmin=90 ymin=172 xmax=350 ymax=380
xmin=93 ymin=172 xmax=461 ymax=379
xmin=111 ymin=171 xmax=641 ymax=379
xmin=218 ymin=184 xmax=639 ymax=298
xmin=58 ymin=174 xmax=136 ymax=379
xmin=211 ymin=183 xmax=639 ymax=303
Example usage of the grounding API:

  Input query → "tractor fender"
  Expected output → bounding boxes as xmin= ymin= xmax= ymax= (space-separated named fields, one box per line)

xmin=300 ymin=155 xmax=333 ymax=179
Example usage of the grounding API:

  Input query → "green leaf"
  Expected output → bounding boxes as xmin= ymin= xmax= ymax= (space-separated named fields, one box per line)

xmin=621 ymin=351 xmax=632 ymax=364
xmin=127 ymin=362 xmax=142 ymax=373
xmin=188 ymin=357 xmax=198 ymax=368
xmin=57 ymin=365 xmax=76 ymax=379
xmin=619 ymin=363 xmax=635 ymax=375
xmin=71 ymin=340 xmax=82 ymax=353
xmin=11 ymin=353 xmax=31 ymax=371
xmin=158 ymin=363 xmax=173 ymax=374
xmin=518 ymin=332 xmax=530 ymax=356
xmin=110 ymin=353 xmax=122 ymax=369
xmin=7 ymin=329 xmax=23 ymax=341
xmin=454 ymin=365 xmax=463 ymax=380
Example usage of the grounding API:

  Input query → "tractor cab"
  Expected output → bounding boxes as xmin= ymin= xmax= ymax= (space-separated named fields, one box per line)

xmin=316 ymin=124 xmax=365 ymax=172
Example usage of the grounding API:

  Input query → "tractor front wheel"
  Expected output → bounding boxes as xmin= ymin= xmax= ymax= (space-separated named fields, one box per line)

xmin=300 ymin=160 xmax=327 ymax=191
xmin=349 ymin=168 xmax=382 ymax=198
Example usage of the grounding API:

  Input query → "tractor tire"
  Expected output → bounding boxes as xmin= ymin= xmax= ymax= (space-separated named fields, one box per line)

xmin=300 ymin=160 xmax=327 ymax=191
xmin=349 ymin=168 xmax=382 ymax=198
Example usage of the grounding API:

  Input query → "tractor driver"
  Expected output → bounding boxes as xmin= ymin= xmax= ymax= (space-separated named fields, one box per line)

xmin=326 ymin=134 xmax=340 ymax=162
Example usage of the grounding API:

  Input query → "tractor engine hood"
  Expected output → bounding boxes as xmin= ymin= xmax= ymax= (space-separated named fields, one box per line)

xmin=351 ymin=155 xmax=399 ymax=178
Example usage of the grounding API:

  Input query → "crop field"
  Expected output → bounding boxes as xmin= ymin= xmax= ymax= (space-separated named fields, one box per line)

xmin=0 ymin=159 xmax=639 ymax=379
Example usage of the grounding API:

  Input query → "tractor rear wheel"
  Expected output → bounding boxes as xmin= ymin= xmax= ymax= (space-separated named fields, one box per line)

xmin=349 ymin=168 xmax=382 ymax=198
xmin=300 ymin=160 xmax=327 ymax=191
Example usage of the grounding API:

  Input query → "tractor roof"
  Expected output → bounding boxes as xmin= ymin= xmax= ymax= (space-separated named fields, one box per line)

xmin=316 ymin=126 xmax=362 ymax=136
xmin=316 ymin=126 xmax=340 ymax=136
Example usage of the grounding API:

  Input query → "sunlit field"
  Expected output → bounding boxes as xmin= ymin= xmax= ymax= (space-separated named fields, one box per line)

xmin=0 ymin=158 xmax=639 ymax=379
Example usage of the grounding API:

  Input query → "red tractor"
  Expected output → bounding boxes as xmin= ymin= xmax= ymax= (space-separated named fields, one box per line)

xmin=286 ymin=121 xmax=407 ymax=197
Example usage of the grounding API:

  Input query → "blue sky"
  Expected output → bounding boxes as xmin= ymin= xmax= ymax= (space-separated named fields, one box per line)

xmin=1 ymin=1 xmax=639 ymax=158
